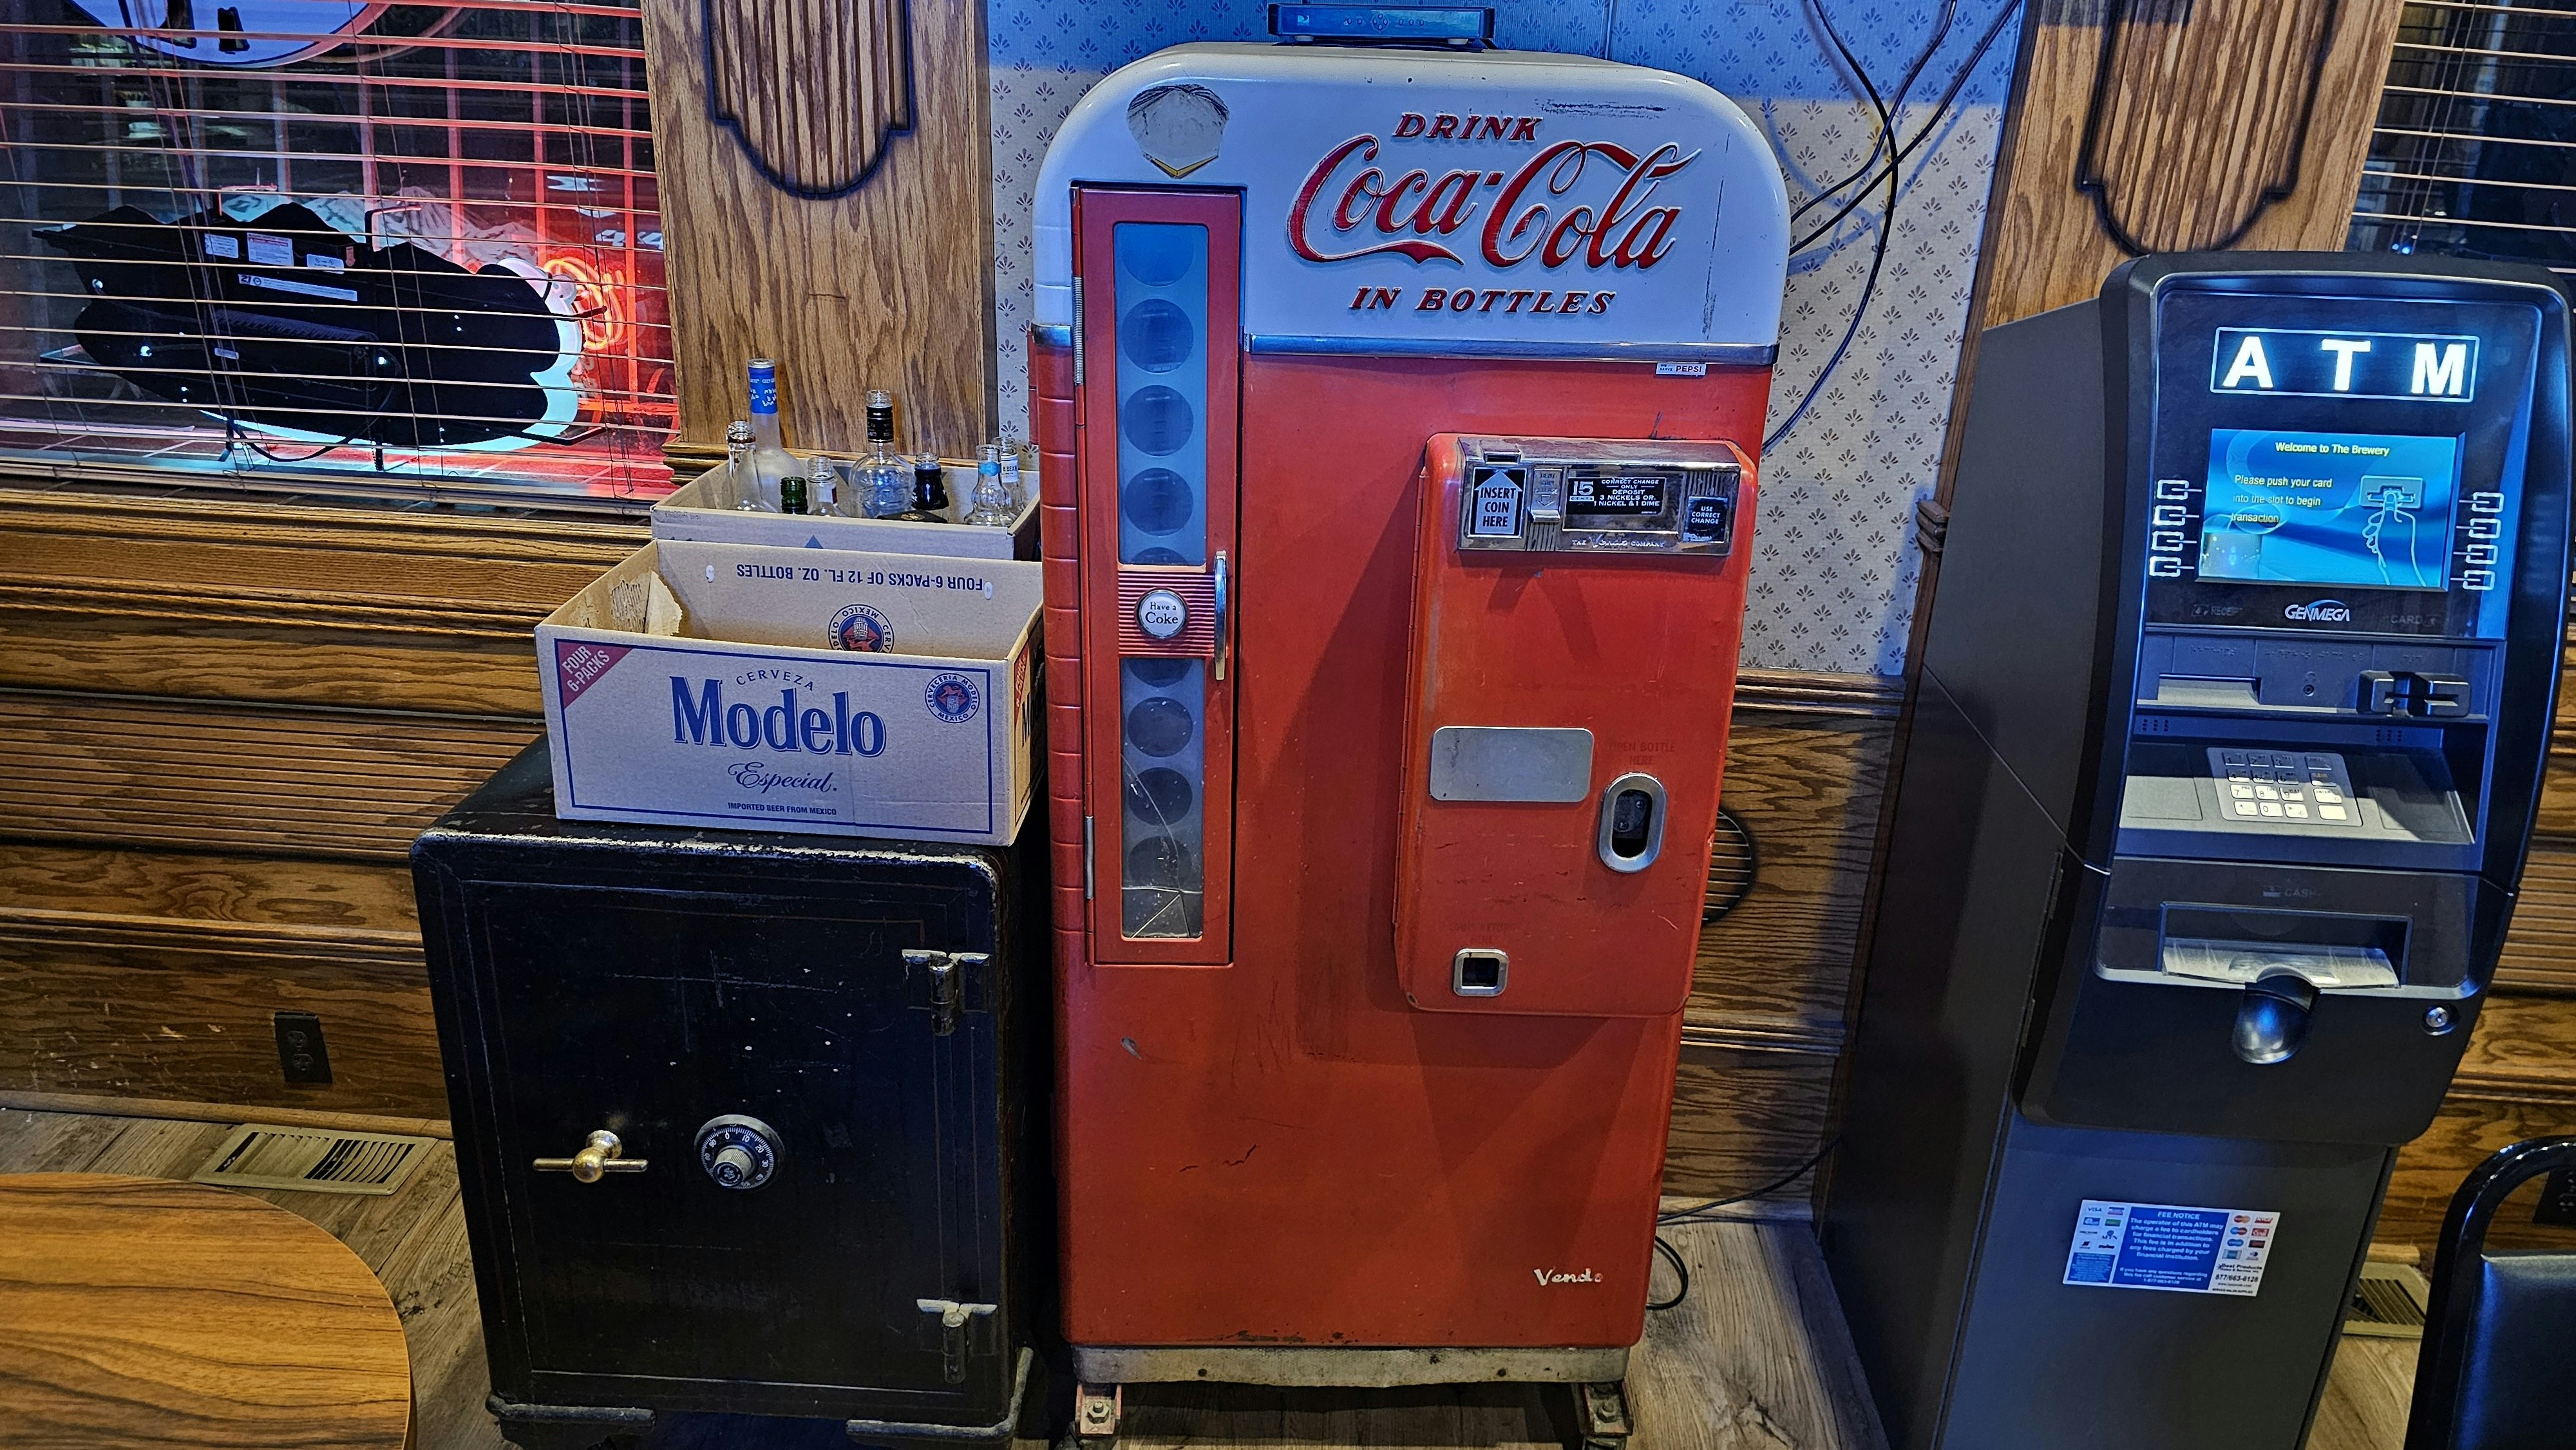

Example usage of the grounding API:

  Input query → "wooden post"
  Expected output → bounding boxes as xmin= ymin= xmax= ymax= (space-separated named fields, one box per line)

xmin=640 ymin=0 xmax=996 ymax=458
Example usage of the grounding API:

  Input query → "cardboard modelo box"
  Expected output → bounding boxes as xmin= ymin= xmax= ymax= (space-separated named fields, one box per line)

xmin=537 ymin=538 xmax=1041 ymax=846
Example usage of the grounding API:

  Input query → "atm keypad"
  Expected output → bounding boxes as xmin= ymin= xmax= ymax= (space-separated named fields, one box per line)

xmin=2209 ymin=749 xmax=2358 ymax=828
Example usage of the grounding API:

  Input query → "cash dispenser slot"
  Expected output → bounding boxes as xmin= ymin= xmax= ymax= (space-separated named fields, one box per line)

xmin=2156 ymin=905 xmax=2407 ymax=990
xmin=2156 ymin=905 xmax=2409 ymax=1066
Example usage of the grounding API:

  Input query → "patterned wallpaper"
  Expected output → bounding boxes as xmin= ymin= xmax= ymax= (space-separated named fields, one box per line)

xmin=987 ymin=1 xmax=2023 ymax=676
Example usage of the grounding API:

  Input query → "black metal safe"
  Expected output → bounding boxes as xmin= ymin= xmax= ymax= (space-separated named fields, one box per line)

xmin=413 ymin=742 xmax=1045 ymax=1449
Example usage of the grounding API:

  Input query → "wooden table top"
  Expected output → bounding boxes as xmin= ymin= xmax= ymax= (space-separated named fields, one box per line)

xmin=0 ymin=1172 xmax=413 ymax=1450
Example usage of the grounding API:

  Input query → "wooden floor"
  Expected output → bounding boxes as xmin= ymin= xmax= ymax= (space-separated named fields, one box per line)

xmin=0 ymin=1104 xmax=2418 ymax=1450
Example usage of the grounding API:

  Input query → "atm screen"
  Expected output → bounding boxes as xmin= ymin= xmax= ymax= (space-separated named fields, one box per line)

xmin=2198 ymin=429 xmax=2462 ymax=592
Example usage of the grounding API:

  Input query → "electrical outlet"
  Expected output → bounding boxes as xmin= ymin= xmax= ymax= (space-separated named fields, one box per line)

xmin=2535 ymin=1167 xmax=2576 ymax=1228
xmin=274 ymin=1010 xmax=333 ymax=1086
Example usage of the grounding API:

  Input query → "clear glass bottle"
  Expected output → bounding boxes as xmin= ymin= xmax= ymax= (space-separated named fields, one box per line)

xmin=963 ymin=442 xmax=1015 ymax=527
xmin=889 ymin=455 xmax=952 ymax=523
xmin=996 ymin=431 xmax=1034 ymax=507
xmin=743 ymin=358 xmax=799 ymax=509
xmin=853 ymin=390 xmax=909 ymax=518
xmin=806 ymin=455 xmax=843 ymax=516
xmin=996 ymin=446 xmax=1025 ymax=515
xmin=779 ymin=475 xmax=811 ymax=516
xmin=723 ymin=420 xmax=766 ymax=511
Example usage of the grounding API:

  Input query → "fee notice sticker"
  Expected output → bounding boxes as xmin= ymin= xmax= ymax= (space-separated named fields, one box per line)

xmin=2063 ymin=1200 xmax=2278 ymax=1297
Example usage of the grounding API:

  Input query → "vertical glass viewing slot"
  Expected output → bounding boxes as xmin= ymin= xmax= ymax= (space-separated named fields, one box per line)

xmin=1114 ymin=221 xmax=1209 ymax=937
xmin=1078 ymin=191 xmax=1239 ymax=964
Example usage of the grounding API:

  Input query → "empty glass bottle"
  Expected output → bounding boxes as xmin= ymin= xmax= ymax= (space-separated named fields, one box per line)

xmin=963 ymin=442 xmax=1015 ymax=527
xmin=742 ymin=359 xmax=800 ymax=509
xmin=854 ymin=390 xmax=909 ymax=518
xmin=889 ymin=455 xmax=953 ymax=523
xmin=723 ymin=420 xmax=767 ymax=511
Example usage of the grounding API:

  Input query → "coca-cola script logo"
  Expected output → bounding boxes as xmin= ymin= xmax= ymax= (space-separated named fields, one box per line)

xmin=1289 ymin=113 xmax=1696 ymax=273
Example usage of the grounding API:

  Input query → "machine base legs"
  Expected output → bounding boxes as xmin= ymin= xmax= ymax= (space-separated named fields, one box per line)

xmin=1070 ymin=1380 xmax=1123 ymax=1445
xmin=1061 ymin=1375 xmax=1637 ymax=1449
xmin=1577 ymin=1380 xmax=1633 ymax=1449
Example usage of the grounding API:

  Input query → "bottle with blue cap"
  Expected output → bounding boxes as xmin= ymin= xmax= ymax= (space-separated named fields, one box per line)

xmin=741 ymin=357 xmax=799 ymax=510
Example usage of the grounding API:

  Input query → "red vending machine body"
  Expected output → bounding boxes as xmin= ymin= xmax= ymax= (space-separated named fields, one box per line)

xmin=1028 ymin=40 xmax=1786 ymax=1384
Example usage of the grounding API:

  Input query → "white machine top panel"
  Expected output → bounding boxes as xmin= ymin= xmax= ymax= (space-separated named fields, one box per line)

xmin=1031 ymin=43 xmax=1788 ymax=357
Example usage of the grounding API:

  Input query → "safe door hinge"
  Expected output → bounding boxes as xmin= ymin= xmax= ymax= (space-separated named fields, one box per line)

xmin=1083 ymin=815 xmax=1095 ymax=900
xmin=917 ymin=1297 xmax=998 ymax=1383
xmin=902 ymin=949 xmax=983 ymax=1036
xmin=1914 ymin=496 xmax=1949 ymax=556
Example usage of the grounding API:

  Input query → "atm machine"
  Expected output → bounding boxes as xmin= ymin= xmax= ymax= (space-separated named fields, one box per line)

xmin=1824 ymin=254 xmax=2573 ymax=1449
xmin=1025 ymin=12 xmax=1788 ymax=1439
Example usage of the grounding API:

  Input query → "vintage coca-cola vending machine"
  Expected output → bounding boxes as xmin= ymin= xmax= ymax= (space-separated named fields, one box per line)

xmin=1027 ymin=14 xmax=1787 ymax=1438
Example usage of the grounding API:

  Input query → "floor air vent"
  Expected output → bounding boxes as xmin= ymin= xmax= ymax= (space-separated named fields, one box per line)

xmin=191 ymin=1124 xmax=437 ymax=1197
xmin=2345 ymin=1261 xmax=2430 ymax=1339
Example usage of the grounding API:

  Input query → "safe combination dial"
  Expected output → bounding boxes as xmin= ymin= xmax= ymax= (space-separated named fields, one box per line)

xmin=694 ymin=1115 xmax=782 ymax=1191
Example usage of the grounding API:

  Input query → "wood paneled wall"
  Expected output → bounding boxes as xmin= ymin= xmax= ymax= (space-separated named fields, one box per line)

xmin=0 ymin=489 xmax=632 ymax=1118
xmin=0 ymin=480 xmax=1888 ymax=1205
xmin=638 ymin=0 xmax=996 ymax=457
xmin=3 ymin=471 xmax=2568 ymax=1250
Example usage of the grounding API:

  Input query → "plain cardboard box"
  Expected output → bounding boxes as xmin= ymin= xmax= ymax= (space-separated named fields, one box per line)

xmin=651 ymin=461 xmax=1039 ymax=560
xmin=537 ymin=538 xmax=1040 ymax=845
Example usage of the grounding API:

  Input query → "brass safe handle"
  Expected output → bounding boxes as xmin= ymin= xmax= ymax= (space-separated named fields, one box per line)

xmin=533 ymin=1129 xmax=647 ymax=1183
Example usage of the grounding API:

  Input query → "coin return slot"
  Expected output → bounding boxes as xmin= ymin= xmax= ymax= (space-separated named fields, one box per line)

xmin=1452 ymin=950 xmax=1508 ymax=997
xmin=1596 ymin=771 xmax=1668 ymax=873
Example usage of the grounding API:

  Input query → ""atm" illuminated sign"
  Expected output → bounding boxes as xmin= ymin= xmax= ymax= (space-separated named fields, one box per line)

xmin=2210 ymin=328 xmax=2479 ymax=402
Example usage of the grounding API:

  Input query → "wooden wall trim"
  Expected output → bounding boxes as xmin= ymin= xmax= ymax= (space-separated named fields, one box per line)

xmin=1734 ymin=669 xmax=1908 ymax=719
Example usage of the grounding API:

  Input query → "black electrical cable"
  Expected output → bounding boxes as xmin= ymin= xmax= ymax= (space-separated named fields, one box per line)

xmin=1764 ymin=1 xmax=1900 ymax=455
xmin=1765 ymin=0 xmax=2023 ymax=453
xmin=1657 ymin=1136 xmax=1843 ymax=1225
xmin=1791 ymin=0 xmax=2024 ymax=256
xmin=1646 ymin=1234 xmax=1690 ymax=1312
xmin=238 ymin=431 xmax=359 ymax=464
xmin=1790 ymin=0 xmax=1958 ymax=225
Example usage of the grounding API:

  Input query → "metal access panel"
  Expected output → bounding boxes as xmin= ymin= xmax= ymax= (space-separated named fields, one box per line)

xmin=1396 ymin=434 xmax=1754 ymax=1019
xmin=413 ymin=743 xmax=1041 ymax=1436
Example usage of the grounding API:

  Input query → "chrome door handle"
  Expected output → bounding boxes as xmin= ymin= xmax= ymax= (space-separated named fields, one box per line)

xmin=1212 ymin=551 xmax=1231 ymax=681
xmin=533 ymin=1129 xmax=647 ymax=1183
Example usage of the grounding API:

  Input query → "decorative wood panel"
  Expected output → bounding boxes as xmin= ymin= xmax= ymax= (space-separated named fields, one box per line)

xmin=2074 ymin=0 xmax=2340 ymax=256
xmin=639 ymin=0 xmax=995 ymax=457
xmin=1970 ymin=0 xmax=2409 ymax=333
xmin=703 ymin=1 xmax=916 ymax=199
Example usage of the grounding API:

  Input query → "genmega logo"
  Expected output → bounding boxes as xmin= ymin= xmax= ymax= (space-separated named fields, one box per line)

xmin=2283 ymin=599 xmax=2353 ymax=625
